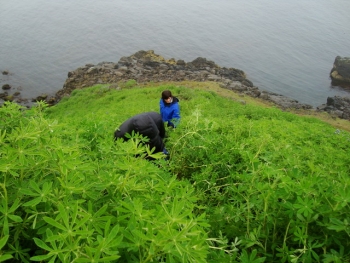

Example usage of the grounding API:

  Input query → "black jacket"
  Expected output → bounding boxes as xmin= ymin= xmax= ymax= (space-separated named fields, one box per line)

xmin=114 ymin=112 xmax=165 ymax=153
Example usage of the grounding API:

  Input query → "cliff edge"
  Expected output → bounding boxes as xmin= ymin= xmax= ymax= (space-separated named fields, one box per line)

xmin=55 ymin=50 xmax=313 ymax=111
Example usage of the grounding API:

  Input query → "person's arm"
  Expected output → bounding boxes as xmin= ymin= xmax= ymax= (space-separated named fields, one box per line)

xmin=173 ymin=103 xmax=180 ymax=119
xmin=171 ymin=103 xmax=180 ymax=127
xmin=158 ymin=119 xmax=166 ymax=138
xmin=150 ymin=135 xmax=165 ymax=153
xmin=114 ymin=117 xmax=133 ymax=141
xmin=159 ymin=99 xmax=166 ymax=121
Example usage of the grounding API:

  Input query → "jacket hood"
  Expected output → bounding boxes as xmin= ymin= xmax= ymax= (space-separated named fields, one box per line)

xmin=164 ymin=96 xmax=179 ymax=105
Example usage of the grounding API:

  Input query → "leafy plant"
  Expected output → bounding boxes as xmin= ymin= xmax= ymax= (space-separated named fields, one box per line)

xmin=1 ymin=84 xmax=350 ymax=262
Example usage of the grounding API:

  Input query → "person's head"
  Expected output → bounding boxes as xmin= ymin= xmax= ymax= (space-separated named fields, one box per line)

xmin=114 ymin=128 xmax=123 ymax=141
xmin=162 ymin=90 xmax=173 ymax=103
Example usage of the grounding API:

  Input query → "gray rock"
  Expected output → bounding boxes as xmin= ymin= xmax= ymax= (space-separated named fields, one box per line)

xmin=330 ymin=56 xmax=350 ymax=84
xmin=176 ymin=60 xmax=186 ymax=66
xmin=49 ymin=50 xmax=331 ymax=118
xmin=229 ymin=83 xmax=247 ymax=92
xmin=317 ymin=96 xmax=350 ymax=120
xmin=87 ymin=67 xmax=98 ymax=74
xmin=0 ymin=92 xmax=8 ymax=99
xmin=2 ymin=84 xmax=11 ymax=90
xmin=207 ymin=74 xmax=221 ymax=81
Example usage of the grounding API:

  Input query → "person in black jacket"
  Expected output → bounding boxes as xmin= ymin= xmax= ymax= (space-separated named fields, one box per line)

xmin=114 ymin=111 xmax=169 ymax=157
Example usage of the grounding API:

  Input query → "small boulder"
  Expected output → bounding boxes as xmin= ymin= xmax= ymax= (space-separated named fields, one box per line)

xmin=330 ymin=56 xmax=350 ymax=84
xmin=4 ymin=95 xmax=14 ymax=101
xmin=46 ymin=97 xmax=57 ymax=105
xmin=2 ymin=84 xmax=11 ymax=90
xmin=0 ymin=92 xmax=8 ymax=99
xmin=32 ymin=94 xmax=48 ymax=102
xmin=176 ymin=60 xmax=186 ymax=66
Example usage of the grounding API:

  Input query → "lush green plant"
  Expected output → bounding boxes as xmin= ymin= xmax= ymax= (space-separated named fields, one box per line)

xmin=1 ymin=84 xmax=350 ymax=262
xmin=166 ymin=92 xmax=350 ymax=262
xmin=0 ymin=100 xmax=210 ymax=262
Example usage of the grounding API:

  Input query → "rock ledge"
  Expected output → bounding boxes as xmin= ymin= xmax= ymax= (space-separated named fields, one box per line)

xmin=55 ymin=50 xmax=313 ymax=111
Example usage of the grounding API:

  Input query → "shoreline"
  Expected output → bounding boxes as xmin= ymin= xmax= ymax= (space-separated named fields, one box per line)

xmin=56 ymin=50 xmax=314 ymax=110
xmin=2 ymin=50 xmax=350 ymax=121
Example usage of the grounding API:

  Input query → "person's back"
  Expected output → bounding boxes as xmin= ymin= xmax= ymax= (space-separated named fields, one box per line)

xmin=159 ymin=90 xmax=180 ymax=128
xmin=114 ymin=112 xmax=166 ymax=153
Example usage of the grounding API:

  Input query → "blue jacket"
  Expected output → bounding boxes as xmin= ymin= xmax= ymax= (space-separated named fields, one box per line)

xmin=160 ymin=97 xmax=180 ymax=127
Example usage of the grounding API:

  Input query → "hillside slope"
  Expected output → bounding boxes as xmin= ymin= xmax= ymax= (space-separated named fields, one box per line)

xmin=1 ymin=83 xmax=350 ymax=262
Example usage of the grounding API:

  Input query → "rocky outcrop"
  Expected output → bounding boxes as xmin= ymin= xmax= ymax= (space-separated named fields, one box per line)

xmin=0 ymin=83 xmax=23 ymax=104
xmin=6 ymin=51 xmax=350 ymax=119
xmin=317 ymin=96 xmax=350 ymax=120
xmin=330 ymin=56 xmax=350 ymax=85
xmin=316 ymin=56 xmax=350 ymax=120
xmin=56 ymin=50 xmax=246 ymax=97
xmin=7 ymin=50 xmax=350 ymax=117
xmin=55 ymin=50 xmax=312 ymax=110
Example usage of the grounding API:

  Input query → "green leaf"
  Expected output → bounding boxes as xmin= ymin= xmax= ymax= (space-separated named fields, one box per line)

xmin=46 ymin=234 xmax=64 ymax=243
xmin=58 ymin=203 xmax=69 ymax=229
xmin=30 ymin=254 xmax=53 ymax=261
xmin=240 ymin=249 xmax=266 ymax=263
xmin=311 ymin=249 xmax=319 ymax=261
xmin=73 ymin=213 xmax=92 ymax=231
xmin=0 ymin=254 xmax=13 ymax=262
xmin=8 ymin=170 xmax=19 ymax=177
xmin=97 ymin=255 xmax=121 ymax=261
xmin=29 ymin=180 xmax=41 ymax=193
xmin=327 ymin=217 xmax=349 ymax=233
xmin=94 ymin=203 xmax=108 ymax=217
xmin=74 ymin=259 xmax=92 ymax=263
xmin=22 ymin=197 xmax=42 ymax=207
xmin=43 ymin=217 xmax=67 ymax=231
xmin=2 ymin=217 xmax=9 ymax=236
xmin=8 ymin=214 xmax=23 ymax=223
xmin=33 ymin=238 xmax=53 ymax=252
xmin=19 ymin=188 xmax=38 ymax=196
xmin=48 ymin=254 xmax=58 ymax=263
xmin=42 ymin=181 xmax=53 ymax=194
xmin=0 ymin=235 xmax=9 ymax=250
xmin=106 ymin=224 xmax=120 ymax=244
xmin=8 ymin=198 xmax=21 ymax=213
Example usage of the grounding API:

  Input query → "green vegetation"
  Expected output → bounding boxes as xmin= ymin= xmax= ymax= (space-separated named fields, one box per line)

xmin=1 ymin=83 xmax=350 ymax=262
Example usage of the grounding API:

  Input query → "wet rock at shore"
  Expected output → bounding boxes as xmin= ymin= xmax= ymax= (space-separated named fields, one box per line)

xmin=55 ymin=50 xmax=312 ymax=111
xmin=0 ymin=92 xmax=8 ymax=99
xmin=317 ymin=96 xmax=350 ymax=120
xmin=330 ymin=56 xmax=350 ymax=86
xmin=32 ymin=94 xmax=48 ymax=102
xmin=5 ymin=50 xmax=350 ymax=120
xmin=2 ymin=84 xmax=11 ymax=90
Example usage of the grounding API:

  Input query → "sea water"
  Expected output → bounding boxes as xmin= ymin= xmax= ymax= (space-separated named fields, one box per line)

xmin=1 ymin=0 xmax=350 ymax=106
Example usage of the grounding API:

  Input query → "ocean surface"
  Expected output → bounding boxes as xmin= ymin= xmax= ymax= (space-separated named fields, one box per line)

xmin=1 ymin=0 xmax=350 ymax=107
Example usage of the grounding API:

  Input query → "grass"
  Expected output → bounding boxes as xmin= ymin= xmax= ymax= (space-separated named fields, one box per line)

xmin=1 ymin=80 xmax=350 ymax=262
xmin=138 ymin=80 xmax=350 ymax=132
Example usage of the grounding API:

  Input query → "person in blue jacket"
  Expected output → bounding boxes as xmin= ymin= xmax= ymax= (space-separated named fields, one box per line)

xmin=160 ymin=90 xmax=180 ymax=128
